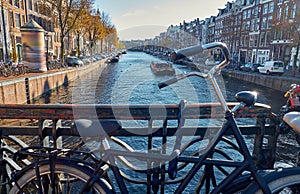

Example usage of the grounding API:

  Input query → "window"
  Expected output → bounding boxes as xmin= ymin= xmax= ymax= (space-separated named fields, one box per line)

xmin=242 ymin=22 xmax=246 ymax=30
xmin=267 ymin=15 xmax=272 ymax=29
xmin=265 ymin=32 xmax=270 ymax=46
xmin=278 ymin=7 xmax=282 ymax=20
xmin=251 ymin=19 xmax=255 ymax=31
xmin=284 ymin=6 xmax=289 ymax=20
xmin=255 ymin=19 xmax=260 ymax=31
xmin=28 ymin=0 xmax=33 ymax=10
xmin=260 ymin=32 xmax=265 ymax=47
xmin=247 ymin=9 xmax=251 ymax=18
xmin=262 ymin=17 xmax=267 ymax=29
xmin=241 ymin=35 xmax=244 ymax=46
xmin=254 ymin=35 xmax=258 ymax=47
xmin=246 ymin=21 xmax=251 ymax=30
xmin=254 ymin=7 xmax=259 ymax=16
xmin=9 ymin=11 xmax=14 ymax=27
xmin=263 ymin=4 xmax=268 ymax=14
xmin=14 ymin=0 xmax=19 ymax=7
xmin=249 ymin=35 xmax=254 ymax=47
xmin=269 ymin=2 xmax=274 ymax=13
xmin=291 ymin=4 xmax=296 ymax=19
xmin=15 ymin=13 xmax=21 ymax=28
xmin=245 ymin=36 xmax=249 ymax=47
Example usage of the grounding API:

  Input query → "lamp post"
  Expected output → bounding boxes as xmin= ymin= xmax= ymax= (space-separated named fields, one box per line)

xmin=45 ymin=32 xmax=49 ymax=63
xmin=292 ymin=26 xmax=300 ymax=76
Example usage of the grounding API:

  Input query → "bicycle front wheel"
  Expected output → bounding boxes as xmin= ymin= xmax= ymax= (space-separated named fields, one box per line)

xmin=244 ymin=167 xmax=300 ymax=193
xmin=10 ymin=160 xmax=113 ymax=194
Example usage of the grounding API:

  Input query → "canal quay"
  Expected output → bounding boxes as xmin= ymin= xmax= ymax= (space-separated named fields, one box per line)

xmin=0 ymin=51 xmax=299 ymax=193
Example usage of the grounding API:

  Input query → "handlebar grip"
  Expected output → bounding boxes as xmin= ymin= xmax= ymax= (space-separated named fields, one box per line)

xmin=171 ymin=42 xmax=230 ymax=66
xmin=158 ymin=77 xmax=179 ymax=89
xmin=171 ymin=44 xmax=203 ymax=61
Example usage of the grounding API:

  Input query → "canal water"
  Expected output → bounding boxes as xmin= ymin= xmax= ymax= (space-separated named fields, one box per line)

xmin=35 ymin=52 xmax=286 ymax=110
xmin=34 ymin=52 xmax=299 ymax=192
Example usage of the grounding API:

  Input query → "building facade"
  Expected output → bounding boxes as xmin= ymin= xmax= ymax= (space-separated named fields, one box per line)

xmin=151 ymin=0 xmax=300 ymax=68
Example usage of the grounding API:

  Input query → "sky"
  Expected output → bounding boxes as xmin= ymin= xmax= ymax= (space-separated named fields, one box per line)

xmin=94 ymin=0 xmax=230 ymax=40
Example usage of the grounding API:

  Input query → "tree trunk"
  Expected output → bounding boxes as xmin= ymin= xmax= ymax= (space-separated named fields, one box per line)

xmin=60 ymin=35 xmax=65 ymax=63
xmin=77 ymin=33 xmax=80 ymax=57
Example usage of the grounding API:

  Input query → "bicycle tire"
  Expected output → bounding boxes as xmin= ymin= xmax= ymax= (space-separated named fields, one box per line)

xmin=243 ymin=167 xmax=300 ymax=193
xmin=10 ymin=160 xmax=113 ymax=194
xmin=13 ymin=68 xmax=21 ymax=76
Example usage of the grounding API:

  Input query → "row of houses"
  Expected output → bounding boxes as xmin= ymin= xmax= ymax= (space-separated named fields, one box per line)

xmin=0 ymin=0 xmax=99 ymax=63
xmin=148 ymin=0 xmax=299 ymax=67
xmin=0 ymin=0 xmax=59 ymax=62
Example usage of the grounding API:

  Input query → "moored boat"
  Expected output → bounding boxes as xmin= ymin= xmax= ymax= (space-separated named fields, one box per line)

xmin=150 ymin=62 xmax=175 ymax=75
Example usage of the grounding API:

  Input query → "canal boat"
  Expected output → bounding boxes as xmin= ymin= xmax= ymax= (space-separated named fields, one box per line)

xmin=107 ymin=56 xmax=119 ymax=63
xmin=150 ymin=62 xmax=175 ymax=75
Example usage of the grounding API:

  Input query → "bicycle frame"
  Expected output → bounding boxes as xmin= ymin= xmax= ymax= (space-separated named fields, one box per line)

xmin=78 ymin=42 xmax=272 ymax=194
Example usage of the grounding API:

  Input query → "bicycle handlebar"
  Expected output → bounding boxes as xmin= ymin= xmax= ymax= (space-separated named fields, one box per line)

xmin=159 ymin=42 xmax=230 ymax=89
xmin=158 ymin=77 xmax=180 ymax=89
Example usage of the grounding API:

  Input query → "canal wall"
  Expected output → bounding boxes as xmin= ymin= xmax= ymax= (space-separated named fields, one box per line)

xmin=0 ymin=60 xmax=107 ymax=104
xmin=222 ymin=70 xmax=300 ymax=92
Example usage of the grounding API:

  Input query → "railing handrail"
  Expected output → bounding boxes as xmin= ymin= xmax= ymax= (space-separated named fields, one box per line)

xmin=0 ymin=102 xmax=272 ymax=120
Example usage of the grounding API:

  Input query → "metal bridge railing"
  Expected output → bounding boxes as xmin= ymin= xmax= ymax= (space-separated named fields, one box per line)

xmin=0 ymin=102 xmax=277 ymax=170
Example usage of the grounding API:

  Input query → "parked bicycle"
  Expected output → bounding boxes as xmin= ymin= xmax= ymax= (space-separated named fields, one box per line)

xmin=0 ymin=61 xmax=12 ymax=77
xmin=9 ymin=42 xmax=300 ymax=193
xmin=11 ymin=62 xmax=27 ymax=76
xmin=47 ymin=59 xmax=67 ymax=70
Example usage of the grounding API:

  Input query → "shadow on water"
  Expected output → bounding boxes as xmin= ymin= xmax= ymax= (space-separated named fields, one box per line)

xmin=42 ymin=79 xmax=51 ymax=104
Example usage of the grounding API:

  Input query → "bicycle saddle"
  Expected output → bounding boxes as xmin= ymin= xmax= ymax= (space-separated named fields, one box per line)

xmin=73 ymin=119 xmax=122 ymax=137
xmin=235 ymin=91 xmax=257 ymax=107
xmin=283 ymin=111 xmax=300 ymax=133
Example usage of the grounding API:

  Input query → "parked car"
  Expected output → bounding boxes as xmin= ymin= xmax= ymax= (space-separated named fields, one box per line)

xmin=258 ymin=61 xmax=284 ymax=75
xmin=240 ymin=63 xmax=261 ymax=72
xmin=240 ymin=63 xmax=252 ymax=71
xmin=65 ymin=57 xmax=84 ymax=67
xmin=250 ymin=63 xmax=261 ymax=72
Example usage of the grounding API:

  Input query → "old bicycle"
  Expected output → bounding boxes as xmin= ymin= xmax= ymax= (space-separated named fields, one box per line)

xmin=9 ymin=42 xmax=300 ymax=193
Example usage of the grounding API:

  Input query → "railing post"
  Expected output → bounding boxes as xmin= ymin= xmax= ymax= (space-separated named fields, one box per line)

xmin=266 ymin=115 xmax=280 ymax=168
xmin=254 ymin=116 xmax=266 ymax=169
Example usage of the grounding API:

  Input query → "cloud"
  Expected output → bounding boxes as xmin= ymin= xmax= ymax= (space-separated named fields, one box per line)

xmin=122 ymin=9 xmax=145 ymax=17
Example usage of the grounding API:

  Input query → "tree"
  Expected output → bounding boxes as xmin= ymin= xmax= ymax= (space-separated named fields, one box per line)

xmin=85 ymin=9 xmax=104 ymax=55
xmin=39 ymin=0 xmax=94 ymax=62
xmin=99 ymin=11 xmax=115 ymax=52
